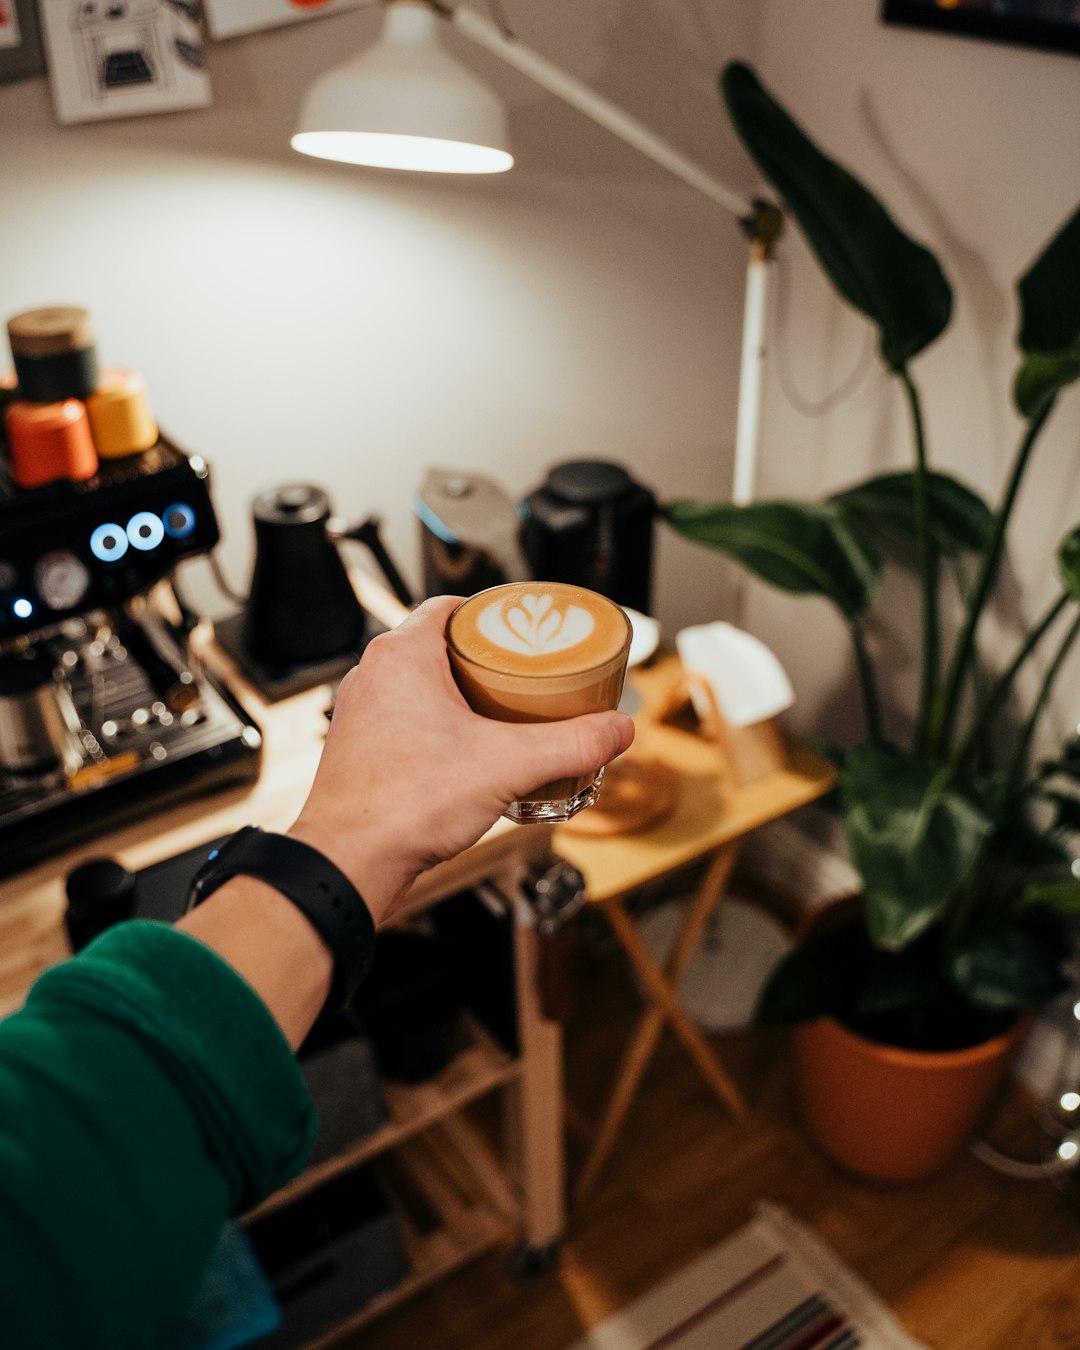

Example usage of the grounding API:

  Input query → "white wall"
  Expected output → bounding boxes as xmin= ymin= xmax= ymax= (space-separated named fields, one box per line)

xmin=0 ymin=0 xmax=761 ymax=636
xmin=749 ymin=1 xmax=1080 ymax=751
xmin=5 ymin=0 xmax=1078 ymax=752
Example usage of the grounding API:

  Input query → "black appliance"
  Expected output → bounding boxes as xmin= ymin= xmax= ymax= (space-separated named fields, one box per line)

xmin=520 ymin=460 xmax=656 ymax=614
xmin=0 ymin=432 xmax=219 ymax=641
xmin=0 ymin=433 xmax=261 ymax=876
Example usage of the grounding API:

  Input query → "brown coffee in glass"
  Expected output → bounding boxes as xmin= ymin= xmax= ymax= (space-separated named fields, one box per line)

xmin=446 ymin=581 xmax=632 ymax=822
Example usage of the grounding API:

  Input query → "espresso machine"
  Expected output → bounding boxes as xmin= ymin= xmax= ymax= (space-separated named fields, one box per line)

xmin=0 ymin=316 xmax=261 ymax=876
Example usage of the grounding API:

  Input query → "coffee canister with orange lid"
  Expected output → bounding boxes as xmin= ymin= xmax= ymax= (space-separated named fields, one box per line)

xmin=86 ymin=367 xmax=159 ymax=459
xmin=4 ymin=399 xmax=98 ymax=488
xmin=7 ymin=306 xmax=99 ymax=403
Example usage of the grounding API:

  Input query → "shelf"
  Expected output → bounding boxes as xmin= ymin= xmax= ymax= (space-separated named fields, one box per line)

xmin=245 ymin=1016 xmax=520 ymax=1222
xmin=301 ymin=1133 xmax=515 ymax=1348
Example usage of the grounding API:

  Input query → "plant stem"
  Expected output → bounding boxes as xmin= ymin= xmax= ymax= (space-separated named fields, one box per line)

xmin=901 ymin=372 xmax=938 ymax=756
xmin=852 ymin=620 xmax=884 ymax=743
xmin=949 ymin=591 xmax=1071 ymax=777
xmin=934 ymin=400 xmax=1055 ymax=756
xmin=1004 ymin=608 xmax=1080 ymax=794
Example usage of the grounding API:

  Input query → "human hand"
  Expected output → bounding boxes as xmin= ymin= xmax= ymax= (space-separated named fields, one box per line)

xmin=288 ymin=596 xmax=634 ymax=922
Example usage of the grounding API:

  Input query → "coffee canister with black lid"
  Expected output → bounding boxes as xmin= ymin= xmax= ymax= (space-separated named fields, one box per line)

xmin=7 ymin=306 xmax=99 ymax=403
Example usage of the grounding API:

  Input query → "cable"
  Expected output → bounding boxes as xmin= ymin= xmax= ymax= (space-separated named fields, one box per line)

xmin=970 ymin=1135 xmax=1080 ymax=1179
xmin=207 ymin=552 xmax=246 ymax=608
xmin=772 ymin=250 xmax=876 ymax=417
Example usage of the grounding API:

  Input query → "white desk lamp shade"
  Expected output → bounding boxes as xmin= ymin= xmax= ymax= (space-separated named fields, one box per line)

xmin=291 ymin=2 xmax=513 ymax=172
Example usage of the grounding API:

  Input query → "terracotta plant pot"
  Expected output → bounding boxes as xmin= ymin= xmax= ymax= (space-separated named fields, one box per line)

xmin=794 ymin=1014 xmax=1026 ymax=1182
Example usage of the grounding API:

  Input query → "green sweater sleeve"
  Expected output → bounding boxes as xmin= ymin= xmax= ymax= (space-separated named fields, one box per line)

xmin=0 ymin=920 xmax=317 ymax=1350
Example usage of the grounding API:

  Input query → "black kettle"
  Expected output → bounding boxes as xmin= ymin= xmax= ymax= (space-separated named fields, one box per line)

xmin=241 ymin=484 xmax=368 ymax=665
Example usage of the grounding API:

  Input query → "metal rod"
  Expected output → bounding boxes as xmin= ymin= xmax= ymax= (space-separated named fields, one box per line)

xmin=447 ymin=4 xmax=756 ymax=221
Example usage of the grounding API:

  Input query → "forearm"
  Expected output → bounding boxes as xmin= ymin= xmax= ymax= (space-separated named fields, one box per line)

xmin=176 ymin=872 xmax=334 ymax=1051
xmin=0 ymin=922 xmax=316 ymax=1350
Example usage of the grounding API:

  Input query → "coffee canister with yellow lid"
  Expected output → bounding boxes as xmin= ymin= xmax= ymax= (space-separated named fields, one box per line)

xmin=86 ymin=367 xmax=159 ymax=459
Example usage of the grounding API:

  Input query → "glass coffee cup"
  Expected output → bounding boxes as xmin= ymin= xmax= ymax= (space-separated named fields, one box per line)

xmin=446 ymin=581 xmax=633 ymax=823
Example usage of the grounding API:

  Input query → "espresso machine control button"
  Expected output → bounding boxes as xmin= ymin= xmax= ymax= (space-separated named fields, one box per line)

xmin=35 ymin=551 xmax=91 ymax=611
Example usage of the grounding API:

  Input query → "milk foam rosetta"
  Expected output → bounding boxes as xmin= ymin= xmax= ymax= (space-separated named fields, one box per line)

xmin=477 ymin=590 xmax=595 ymax=657
xmin=447 ymin=581 xmax=631 ymax=679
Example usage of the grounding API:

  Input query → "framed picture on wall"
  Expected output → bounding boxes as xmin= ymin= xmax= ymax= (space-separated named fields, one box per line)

xmin=39 ymin=0 xmax=213 ymax=124
xmin=203 ymin=0 xmax=367 ymax=40
xmin=883 ymin=1 xmax=1080 ymax=57
xmin=0 ymin=0 xmax=45 ymax=84
xmin=0 ymin=0 xmax=21 ymax=49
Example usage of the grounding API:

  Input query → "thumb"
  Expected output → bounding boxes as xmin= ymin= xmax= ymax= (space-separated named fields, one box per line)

xmin=497 ymin=711 xmax=635 ymax=799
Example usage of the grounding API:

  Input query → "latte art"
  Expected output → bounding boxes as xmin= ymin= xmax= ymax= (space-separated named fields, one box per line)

xmin=478 ymin=591 xmax=595 ymax=657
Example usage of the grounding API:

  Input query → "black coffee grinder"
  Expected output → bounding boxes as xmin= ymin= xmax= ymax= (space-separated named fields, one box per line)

xmin=520 ymin=460 xmax=656 ymax=614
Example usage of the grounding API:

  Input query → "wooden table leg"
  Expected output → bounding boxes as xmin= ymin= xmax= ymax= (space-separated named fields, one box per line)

xmin=503 ymin=900 xmax=565 ymax=1254
xmin=576 ymin=847 xmax=746 ymax=1199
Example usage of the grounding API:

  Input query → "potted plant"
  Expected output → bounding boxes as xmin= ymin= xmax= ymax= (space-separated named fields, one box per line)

xmin=665 ymin=62 xmax=1080 ymax=1181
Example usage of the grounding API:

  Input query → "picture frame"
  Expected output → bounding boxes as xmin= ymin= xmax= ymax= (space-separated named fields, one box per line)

xmin=0 ymin=0 xmax=45 ymax=85
xmin=883 ymin=1 xmax=1080 ymax=58
xmin=38 ymin=0 xmax=213 ymax=125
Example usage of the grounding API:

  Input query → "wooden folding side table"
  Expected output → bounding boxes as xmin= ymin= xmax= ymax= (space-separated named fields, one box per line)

xmin=553 ymin=656 xmax=836 ymax=1197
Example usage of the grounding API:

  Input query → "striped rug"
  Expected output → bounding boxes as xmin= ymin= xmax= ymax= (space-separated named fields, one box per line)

xmin=565 ymin=1204 xmax=926 ymax=1350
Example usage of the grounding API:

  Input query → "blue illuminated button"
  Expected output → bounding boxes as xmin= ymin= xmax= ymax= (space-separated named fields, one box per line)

xmin=90 ymin=523 xmax=128 ymax=563
xmin=127 ymin=511 xmax=166 ymax=552
xmin=13 ymin=597 xmax=33 ymax=620
xmin=162 ymin=502 xmax=196 ymax=539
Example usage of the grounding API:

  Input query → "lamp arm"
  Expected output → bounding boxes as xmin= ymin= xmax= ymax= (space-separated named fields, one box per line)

xmin=443 ymin=3 xmax=756 ymax=222
xmin=436 ymin=0 xmax=783 ymax=617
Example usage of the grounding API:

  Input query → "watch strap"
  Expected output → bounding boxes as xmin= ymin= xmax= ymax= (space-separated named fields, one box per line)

xmin=186 ymin=826 xmax=376 ymax=1013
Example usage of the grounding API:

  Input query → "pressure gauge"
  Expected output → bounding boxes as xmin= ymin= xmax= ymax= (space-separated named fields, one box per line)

xmin=34 ymin=550 xmax=91 ymax=611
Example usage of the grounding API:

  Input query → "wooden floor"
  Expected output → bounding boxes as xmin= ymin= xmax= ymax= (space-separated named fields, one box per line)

xmin=348 ymin=911 xmax=1080 ymax=1350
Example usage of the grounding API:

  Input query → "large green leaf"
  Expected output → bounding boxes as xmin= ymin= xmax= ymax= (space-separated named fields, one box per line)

xmin=663 ymin=499 xmax=881 ymax=620
xmin=721 ymin=62 xmax=952 ymax=372
xmin=831 ymin=470 xmax=993 ymax=558
xmin=1021 ymin=878 xmax=1080 ymax=916
xmin=840 ymin=745 xmax=993 ymax=950
xmin=1014 ymin=348 xmax=1080 ymax=421
xmin=948 ymin=921 xmax=1069 ymax=1010
xmin=1058 ymin=525 xmax=1080 ymax=599
xmin=1015 ymin=203 xmax=1080 ymax=417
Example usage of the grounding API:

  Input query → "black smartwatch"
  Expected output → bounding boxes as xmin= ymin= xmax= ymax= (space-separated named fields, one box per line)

xmin=186 ymin=826 xmax=377 ymax=1014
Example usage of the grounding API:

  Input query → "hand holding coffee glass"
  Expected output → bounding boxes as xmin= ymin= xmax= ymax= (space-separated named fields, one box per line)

xmin=446 ymin=582 xmax=633 ymax=823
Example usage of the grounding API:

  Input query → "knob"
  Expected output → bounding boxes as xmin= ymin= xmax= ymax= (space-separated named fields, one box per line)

xmin=64 ymin=858 xmax=136 ymax=952
xmin=35 ymin=550 xmax=90 ymax=611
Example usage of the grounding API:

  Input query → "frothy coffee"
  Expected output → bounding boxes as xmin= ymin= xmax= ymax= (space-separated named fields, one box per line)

xmin=448 ymin=582 xmax=630 ymax=684
xmin=447 ymin=582 xmax=633 ymax=819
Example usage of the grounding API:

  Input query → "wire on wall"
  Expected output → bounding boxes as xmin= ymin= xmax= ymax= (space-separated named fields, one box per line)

xmin=772 ymin=250 xmax=875 ymax=418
